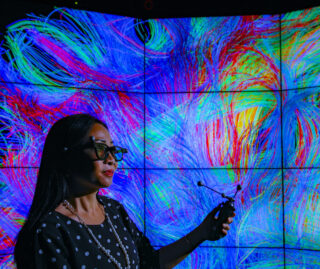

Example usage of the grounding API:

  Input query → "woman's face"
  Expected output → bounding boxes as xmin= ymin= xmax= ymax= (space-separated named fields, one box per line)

xmin=82 ymin=123 xmax=118 ymax=189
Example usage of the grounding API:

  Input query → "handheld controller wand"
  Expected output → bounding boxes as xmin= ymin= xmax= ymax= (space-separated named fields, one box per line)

xmin=197 ymin=181 xmax=242 ymax=229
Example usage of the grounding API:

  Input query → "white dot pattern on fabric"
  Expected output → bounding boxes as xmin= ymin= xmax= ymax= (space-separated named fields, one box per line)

xmin=33 ymin=197 xmax=156 ymax=268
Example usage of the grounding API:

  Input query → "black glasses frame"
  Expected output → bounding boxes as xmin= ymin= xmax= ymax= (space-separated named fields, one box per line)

xmin=90 ymin=136 xmax=128 ymax=162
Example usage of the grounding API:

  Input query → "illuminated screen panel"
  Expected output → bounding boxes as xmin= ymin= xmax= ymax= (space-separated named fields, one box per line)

xmin=0 ymin=167 xmax=144 ymax=268
xmin=0 ymin=1 xmax=319 ymax=268
xmin=145 ymin=15 xmax=280 ymax=93
xmin=145 ymin=169 xmax=283 ymax=248
xmin=152 ymin=246 xmax=284 ymax=269
xmin=281 ymin=7 xmax=320 ymax=90
xmin=145 ymin=91 xmax=281 ymax=169
xmin=284 ymin=169 xmax=320 ymax=251
xmin=282 ymin=87 xmax=320 ymax=168
xmin=0 ymin=8 xmax=144 ymax=92
xmin=0 ymin=168 xmax=37 ymax=268
xmin=0 ymin=83 xmax=144 ymax=169
xmin=286 ymin=249 xmax=320 ymax=268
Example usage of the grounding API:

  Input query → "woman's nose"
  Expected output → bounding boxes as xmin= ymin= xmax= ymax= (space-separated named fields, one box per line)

xmin=103 ymin=152 xmax=116 ymax=165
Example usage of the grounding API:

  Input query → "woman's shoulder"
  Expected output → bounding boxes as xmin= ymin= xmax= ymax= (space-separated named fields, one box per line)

xmin=34 ymin=210 xmax=76 ymax=235
xmin=36 ymin=211 xmax=60 ymax=227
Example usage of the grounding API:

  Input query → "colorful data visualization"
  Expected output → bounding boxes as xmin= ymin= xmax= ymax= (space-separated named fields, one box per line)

xmin=0 ymin=3 xmax=320 ymax=268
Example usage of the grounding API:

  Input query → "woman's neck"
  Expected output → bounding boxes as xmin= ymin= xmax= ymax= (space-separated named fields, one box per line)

xmin=67 ymin=192 xmax=101 ymax=214
xmin=55 ymin=192 xmax=106 ymax=225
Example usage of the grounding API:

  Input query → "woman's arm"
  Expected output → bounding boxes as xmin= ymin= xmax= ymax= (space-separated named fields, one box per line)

xmin=158 ymin=204 xmax=235 ymax=269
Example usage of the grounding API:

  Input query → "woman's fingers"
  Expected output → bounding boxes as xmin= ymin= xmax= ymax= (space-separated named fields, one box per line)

xmin=222 ymin=223 xmax=230 ymax=230
xmin=227 ymin=217 xmax=234 ymax=224
xmin=221 ymin=223 xmax=230 ymax=235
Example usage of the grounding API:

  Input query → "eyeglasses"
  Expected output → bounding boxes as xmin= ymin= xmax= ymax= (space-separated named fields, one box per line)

xmin=90 ymin=136 xmax=128 ymax=162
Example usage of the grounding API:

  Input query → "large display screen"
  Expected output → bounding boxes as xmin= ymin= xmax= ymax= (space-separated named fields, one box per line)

xmin=0 ymin=2 xmax=319 ymax=268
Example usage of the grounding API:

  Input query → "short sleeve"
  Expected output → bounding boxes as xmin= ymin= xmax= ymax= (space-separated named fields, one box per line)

xmin=33 ymin=223 xmax=71 ymax=269
xmin=118 ymin=203 xmax=160 ymax=269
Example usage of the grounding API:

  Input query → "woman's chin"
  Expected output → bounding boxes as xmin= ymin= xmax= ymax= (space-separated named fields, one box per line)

xmin=99 ymin=176 xmax=113 ymax=188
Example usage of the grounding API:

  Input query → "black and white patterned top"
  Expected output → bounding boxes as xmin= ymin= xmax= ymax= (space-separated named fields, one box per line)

xmin=33 ymin=195 xmax=159 ymax=269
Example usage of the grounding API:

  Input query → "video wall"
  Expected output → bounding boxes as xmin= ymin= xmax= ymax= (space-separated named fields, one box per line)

xmin=0 ymin=3 xmax=320 ymax=268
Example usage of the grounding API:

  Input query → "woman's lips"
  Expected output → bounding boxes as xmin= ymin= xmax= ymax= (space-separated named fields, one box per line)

xmin=103 ymin=170 xmax=114 ymax=177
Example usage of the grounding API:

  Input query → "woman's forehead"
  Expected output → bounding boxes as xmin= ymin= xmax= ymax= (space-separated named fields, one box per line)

xmin=88 ymin=123 xmax=111 ymax=141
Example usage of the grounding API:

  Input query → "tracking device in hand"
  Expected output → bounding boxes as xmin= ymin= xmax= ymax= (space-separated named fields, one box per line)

xmin=197 ymin=181 xmax=241 ymax=225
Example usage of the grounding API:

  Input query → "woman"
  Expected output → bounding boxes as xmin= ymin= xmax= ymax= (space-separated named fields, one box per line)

xmin=14 ymin=113 xmax=235 ymax=269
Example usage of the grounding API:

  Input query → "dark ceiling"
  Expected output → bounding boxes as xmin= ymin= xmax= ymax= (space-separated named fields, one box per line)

xmin=6 ymin=0 xmax=320 ymax=18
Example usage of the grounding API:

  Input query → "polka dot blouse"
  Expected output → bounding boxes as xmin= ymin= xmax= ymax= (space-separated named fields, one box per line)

xmin=33 ymin=196 xmax=159 ymax=268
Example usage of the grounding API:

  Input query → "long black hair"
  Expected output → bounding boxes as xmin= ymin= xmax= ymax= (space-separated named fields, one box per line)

xmin=14 ymin=113 xmax=108 ymax=267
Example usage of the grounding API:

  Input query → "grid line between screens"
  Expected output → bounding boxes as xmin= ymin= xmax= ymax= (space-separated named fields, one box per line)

xmin=2 ymin=166 xmax=320 ymax=170
xmin=143 ymin=33 xmax=147 ymax=236
xmin=279 ymin=14 xmax=286 ymax=269
xmin=0 ymin=80 xmax=144 ymax=94
xmin=2 ymin=81 xmax=320 ymax=95
xmin=144 ymin=86 xmax=320 ymax=94
xmin=151 ymin=245 xmax=320 ymax=250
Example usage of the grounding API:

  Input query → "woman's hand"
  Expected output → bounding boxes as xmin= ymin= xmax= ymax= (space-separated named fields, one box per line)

xmin=198 ymin=203 xmax=235 ymax=241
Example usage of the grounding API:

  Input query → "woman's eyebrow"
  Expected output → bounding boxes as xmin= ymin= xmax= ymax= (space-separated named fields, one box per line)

xmin=95 ymin=139 xmax=114 ymax=144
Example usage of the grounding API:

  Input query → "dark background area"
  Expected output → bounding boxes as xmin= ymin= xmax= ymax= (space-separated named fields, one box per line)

xmin=2 ymin=0 xmax=320 ymax=19
xmin=1 ymin=0 xmax=320 ymax=37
